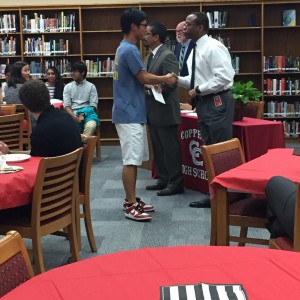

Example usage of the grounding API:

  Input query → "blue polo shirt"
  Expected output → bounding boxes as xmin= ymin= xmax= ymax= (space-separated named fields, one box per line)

xmin=112 ymin=39 xmax=147 ymax=124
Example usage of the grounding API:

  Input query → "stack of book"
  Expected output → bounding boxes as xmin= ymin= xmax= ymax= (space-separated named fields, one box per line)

xmin=264 ymin=56 xmax=300 ymax=73
xmin=264 ymin=78 xmax=300 ymax=96
xmin=0 ymin=36 xmax=16 ymax=56
xmin=0 ymin=14 xmax=17 ymax=33
xmin=206 ymin=11 xmax=228 ymax=29
xmin=84 ymin=58 xmax=115 ymax=77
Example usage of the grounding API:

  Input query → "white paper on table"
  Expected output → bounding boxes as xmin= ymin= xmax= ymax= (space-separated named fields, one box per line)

xmin=151 ymin=86 xmax=165 ymax=104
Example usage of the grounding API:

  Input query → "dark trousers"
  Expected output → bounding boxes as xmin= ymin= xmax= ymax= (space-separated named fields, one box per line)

xmin=149 ymin=124 xmax=183 ymax=188
xmin=266 ymin=176 xmax=296 ymax=239
xmin=195 ymin=90 xmax=235 ymax=145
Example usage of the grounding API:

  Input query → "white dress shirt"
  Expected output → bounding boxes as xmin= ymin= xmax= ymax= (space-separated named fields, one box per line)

xmin=178 ymin=34 xmax=234 ymax=96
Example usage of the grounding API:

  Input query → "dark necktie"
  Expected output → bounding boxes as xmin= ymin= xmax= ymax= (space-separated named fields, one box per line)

xmin=190 ymin=44 xmax=196 ymax=90
xmin=147 ymin=53 xmax=153 ymax=71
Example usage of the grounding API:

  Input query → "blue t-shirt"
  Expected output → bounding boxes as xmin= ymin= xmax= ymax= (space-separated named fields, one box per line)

xmin=112 ymin=40 xmax=147 ymax=124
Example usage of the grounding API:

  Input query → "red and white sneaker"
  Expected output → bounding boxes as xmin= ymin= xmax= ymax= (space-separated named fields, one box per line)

xmin=124 ymin=203 xmax=152 ymax=221
xmin=123 ymin=197 xmax=155 ymax=212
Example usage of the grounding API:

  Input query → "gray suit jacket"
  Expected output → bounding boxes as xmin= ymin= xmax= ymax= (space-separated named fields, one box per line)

xmin=146 ymin=44 xmax=180 ymax=127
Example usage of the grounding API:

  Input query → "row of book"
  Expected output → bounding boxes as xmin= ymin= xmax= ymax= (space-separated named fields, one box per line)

xmin=84 ymin=58 xmax=115 ymax=77
xmin=264 ymin=78 xmax=300 ymax=96
xmin=22 ymin=12 xmax=76 ymax=33
xmin=27 ymin=59 xmax=72 ymax=78
xmin=263 ymin=56 xmax=300 ymax=73
xmin=0 ymin=14 xmax=17 ymax=33
xmin=205 ymin=11 xmax=228 ymax=29
xmin=264 ymin=101 xmax=300 ymax=118
xmin=282 ymin=120 xmax=299 ymax=138
xmin=24 ymin=37 xmax=69 ymax=56
xmin=0 ymin=37 xmax=16 ymax=56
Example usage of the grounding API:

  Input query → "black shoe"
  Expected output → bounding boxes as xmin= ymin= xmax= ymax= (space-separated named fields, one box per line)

xmin=189 ymin=199 xmax=211 ymax=208
xmin=146 ymin=183 xmax=167 ymax=191
xmin=157 ymin=187 xmax=184 ymax=196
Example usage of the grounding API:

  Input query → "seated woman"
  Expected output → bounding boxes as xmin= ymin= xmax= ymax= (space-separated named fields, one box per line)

xmin=45 ymin=66 xmax=64 ymax=100
xmin=4 ymin=61 xmax=30 ymax=104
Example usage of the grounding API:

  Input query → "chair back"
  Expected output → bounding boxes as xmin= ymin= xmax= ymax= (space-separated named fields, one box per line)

xmin=0 ymin=113 xmax=23 ymax=151
xmin=243 ymin=101 xmax=265 ymax=119
xmin=201 ymin=138 xmax=245 ymax=185
xmin=0 ymin=104 xmax=16 ymax=115
xmin=31 ymin=148 xmax=83 ymax=234
xmin=293 ymin=182 xmax=300 ymax=251
xmin=0 ymin=231 xmax=34 ymax=297
xmin=79 ymin=135 xmax=98 ymax=195
xmin=15 ymin=103 xmax=32 ymax=150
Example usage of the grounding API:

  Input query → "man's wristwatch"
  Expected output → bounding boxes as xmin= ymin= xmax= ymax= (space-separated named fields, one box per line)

xmin=195 ymin=86 xmax=201 ymax=94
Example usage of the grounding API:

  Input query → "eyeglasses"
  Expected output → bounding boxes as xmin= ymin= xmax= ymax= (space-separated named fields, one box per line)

xmin=139 ymin=23 xmax=147 ymax=27
xmin=176 ymin=30 xmax=184 ymax=34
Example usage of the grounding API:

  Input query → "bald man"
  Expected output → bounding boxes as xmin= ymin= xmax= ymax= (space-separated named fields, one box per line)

xmin=174 ymin=21 xmax=195 ymax=76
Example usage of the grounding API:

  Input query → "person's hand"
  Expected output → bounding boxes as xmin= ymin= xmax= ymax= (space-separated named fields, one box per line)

xmin=171 ymin=73 xmax=178 ymax=80
xmin=153 ymin=85 xmax=162 ymax=93
xmin=78 ymin=113 xmax=85 ymax=122
xmin=0 ymin=141 xmax=9 ymax=155
xmin=164 ymin=73 xmax=177 ymax=86
xmin=180 ymin=103 xmax=193 ymax=110
xmin=188 ymin=88 xmax=197 ymax=99
xmin=73 ymin=114 xmax=81 ymax=123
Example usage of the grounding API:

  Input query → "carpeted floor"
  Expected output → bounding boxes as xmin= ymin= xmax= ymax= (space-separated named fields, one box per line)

xmin=30 ymin=145 xmax=269 ymax=271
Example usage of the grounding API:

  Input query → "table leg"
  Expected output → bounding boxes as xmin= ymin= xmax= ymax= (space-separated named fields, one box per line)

xmin=216 ymin=185 xmax=229 ymax=246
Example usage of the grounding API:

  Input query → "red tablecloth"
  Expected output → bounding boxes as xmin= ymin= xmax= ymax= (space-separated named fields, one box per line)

xmin=233 ymin=117 xmax=285 ymax=161
xmin=210 ymin=148 xmax=300 ymax=197
xmin=179 ymin=113 xmax=208 ymax=193
xmin=53 ymin=102 xmax=63 ymax=110
xmin=3 ymin=246 xmax=300 ymax=300
xmin=0 ymin=157 xmax=41 ymax=210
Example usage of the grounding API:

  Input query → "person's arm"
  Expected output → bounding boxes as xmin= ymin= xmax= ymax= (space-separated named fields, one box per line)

xmin=89 ymin=84 xmax=98 ymax=109
xmin=63 ymin=84 xmax=81 ymax=123
xmin=136 ymin=70 xmax=176 ymax=86
xmin=0 ymin=141 xmax=9 ymax=154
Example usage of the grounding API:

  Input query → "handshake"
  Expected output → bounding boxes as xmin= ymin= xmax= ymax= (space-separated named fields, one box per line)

xmin=163 ymin=73 xmax=178 ymax=86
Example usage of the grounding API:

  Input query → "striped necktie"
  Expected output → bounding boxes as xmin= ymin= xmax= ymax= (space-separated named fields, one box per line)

xmin=178 ymin=45 xmax=185 ymax=72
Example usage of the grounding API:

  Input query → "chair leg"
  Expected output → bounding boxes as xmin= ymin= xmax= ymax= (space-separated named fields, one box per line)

xmin=238 ymin=226 xmax=248 ymax=247
xmin=210 ymin=199 xmax=217 ymax=246
xmin=68 ymin=222 xmax=80 ymax=263
xmin=83 ymin=204 xmax=97 ymax=252
xmin=32 ymin=237 xmax=45 ymax=275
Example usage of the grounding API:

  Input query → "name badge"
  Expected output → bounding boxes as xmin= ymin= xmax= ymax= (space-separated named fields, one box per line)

xmin=213 ymin=95 xmax=222 ymax=107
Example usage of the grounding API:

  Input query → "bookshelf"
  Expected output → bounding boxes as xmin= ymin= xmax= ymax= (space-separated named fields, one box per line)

xmin=1 ymin=1 xmax=300 ymax=143
xmin=263 ymin=1 xmax=300 ymax=139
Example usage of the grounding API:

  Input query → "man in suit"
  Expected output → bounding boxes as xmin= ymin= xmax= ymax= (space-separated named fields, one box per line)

xmin=174 ymin=21 xmax=194 ymax=77
xmin=144 ymin=22 xmax=184 ymax=196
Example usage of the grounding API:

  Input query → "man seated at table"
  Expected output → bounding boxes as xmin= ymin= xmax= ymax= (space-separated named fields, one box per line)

xmin=63 ymin=61 xmax=100 ymax=136
xmin=266 ymin=176 xmax=296 ymax=239
xmin=2 ymin=80 xmax=82 ymax=157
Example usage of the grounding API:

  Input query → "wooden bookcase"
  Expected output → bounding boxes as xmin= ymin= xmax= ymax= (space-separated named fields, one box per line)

xmin=1 ymin=1 xmax=299 ymax=143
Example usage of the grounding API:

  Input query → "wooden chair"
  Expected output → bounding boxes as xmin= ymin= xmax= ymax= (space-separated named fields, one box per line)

xmin=0 ymin=113 xmax=23 ymax=151
xmin=95 ymin=125 xmax=101 ymax=161
xmin=0 ymin=148 xmax=83 ymax=274
xmin=15 ymin=104 xmax=32 ymax=150
xmin=0 ymin=104 xmax=16 ymax=115
xmin=201 ymin=138 xmax=268 ymax=246
xmin=243 ymin=101 xmax=265 ymax=119
xmin=269 ymin=182 xmax=300 ymax=252
xmin=0 ymin=231 xmax=34 ymax=297
xmin=79 ymin=135 xmax=98 ymax=252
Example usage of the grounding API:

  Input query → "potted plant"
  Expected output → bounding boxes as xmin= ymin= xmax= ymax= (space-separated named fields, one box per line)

xmin=231 ymin=81 xmax=263 ymax=120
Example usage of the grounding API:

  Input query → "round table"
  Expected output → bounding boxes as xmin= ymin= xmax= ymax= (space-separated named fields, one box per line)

xmin=3 ymin=246 xmax=300 ymax=299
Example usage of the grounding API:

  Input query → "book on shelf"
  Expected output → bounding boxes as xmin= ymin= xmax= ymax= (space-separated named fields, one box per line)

xmin=283 ymin=9 xmax=296 ymax=27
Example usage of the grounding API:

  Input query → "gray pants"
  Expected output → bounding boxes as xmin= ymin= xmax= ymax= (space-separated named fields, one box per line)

xmin=195 ymin=90 xmax=235 ymax=145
